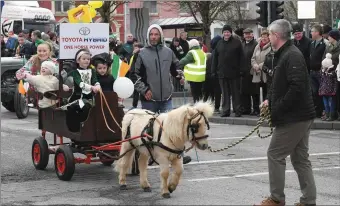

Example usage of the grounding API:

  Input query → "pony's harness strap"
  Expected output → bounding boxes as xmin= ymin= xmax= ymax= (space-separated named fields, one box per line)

xmin=187 ymin=111 xmax=210 ymax=142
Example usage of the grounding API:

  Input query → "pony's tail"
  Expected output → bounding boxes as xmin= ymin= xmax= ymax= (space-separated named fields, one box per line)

xmin=121 ymin=113 xmax=135 ymax=140
xmin=114 ymin=145 xmax=135 ymax=173
xmin=114 ymin=113 xmax=136 ymax=173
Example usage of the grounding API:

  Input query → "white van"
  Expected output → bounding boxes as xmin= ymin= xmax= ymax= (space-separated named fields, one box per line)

xmin=1 ymin=1 xmax=56 ymax=37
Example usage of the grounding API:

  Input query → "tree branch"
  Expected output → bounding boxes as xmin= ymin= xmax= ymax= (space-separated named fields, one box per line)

xmin=109 ymin=1 xmax=124 ymax=15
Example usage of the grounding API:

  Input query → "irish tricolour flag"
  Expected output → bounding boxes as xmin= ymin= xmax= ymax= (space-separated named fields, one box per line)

xmin=111 ymin=54 xmax=130 ymax=79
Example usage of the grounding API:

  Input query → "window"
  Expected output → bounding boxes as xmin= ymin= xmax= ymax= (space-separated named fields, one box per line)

xmin=179 ymin=3 xmax=189 ymax=14
xmin=239 ymin=1 xmax=249 ymax=10
xmin=143 ymin=1 xmax=158 ymax=14
xmin=55 ymin=1 xmax=71 ymax=13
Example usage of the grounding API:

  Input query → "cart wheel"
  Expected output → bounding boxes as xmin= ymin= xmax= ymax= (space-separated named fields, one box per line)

xmin=54 ymin=145 xmax=75 ymax=181
xmin=14 ymin=84 xmax=29 ymax=119
xmin=131 ymin=150 xmax=140 ymax=175
xmin=98 ymin=153 xmax=115 ymax=166
xmin=32 ymin=136 xmax=49 ymax=170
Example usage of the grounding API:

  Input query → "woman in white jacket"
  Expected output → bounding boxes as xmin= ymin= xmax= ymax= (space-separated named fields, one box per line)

xmin=251 ymin=30 xmax=272 ymax=101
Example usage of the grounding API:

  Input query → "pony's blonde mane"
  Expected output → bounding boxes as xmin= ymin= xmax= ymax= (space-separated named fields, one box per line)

xmin=162 ymin=101 xmax=214 ymax=144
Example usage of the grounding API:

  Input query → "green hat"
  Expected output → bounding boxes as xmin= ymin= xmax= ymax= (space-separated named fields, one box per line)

xmin=109 ymin=34 xmax=117 ymax=39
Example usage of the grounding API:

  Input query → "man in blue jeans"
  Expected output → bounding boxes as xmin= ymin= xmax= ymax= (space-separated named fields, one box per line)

xmin=131 ymin=24 xmax=191 ymax=164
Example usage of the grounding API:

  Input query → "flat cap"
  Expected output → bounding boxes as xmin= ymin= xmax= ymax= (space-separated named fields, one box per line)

xmin=243 ymin=28 xmax=253 ymax=33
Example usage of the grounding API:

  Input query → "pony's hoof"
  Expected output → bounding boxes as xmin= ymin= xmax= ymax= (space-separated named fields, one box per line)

xmin=120 ymin=185 xmax=127 ymax=190
xmin=168 ymin=186 xmax=175 ymax=193
xmin=162 ymin=193 xmax=171 ymax=198
xmin=143 ymin=187 xmax=152 ymax=192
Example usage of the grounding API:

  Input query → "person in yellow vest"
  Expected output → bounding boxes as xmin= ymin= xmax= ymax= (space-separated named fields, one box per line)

xmin=179 ymin=39 xmax=206 ymax=103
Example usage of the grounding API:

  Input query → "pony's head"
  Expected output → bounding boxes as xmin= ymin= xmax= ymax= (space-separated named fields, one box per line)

xmin=185 ymin=101 xmax=214 ymax=150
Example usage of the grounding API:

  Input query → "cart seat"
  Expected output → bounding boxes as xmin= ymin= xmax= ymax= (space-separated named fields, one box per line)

xmin=39 ymin=91 xmax=124 ymax=143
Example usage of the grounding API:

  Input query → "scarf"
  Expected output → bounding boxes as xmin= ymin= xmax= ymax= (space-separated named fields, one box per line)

xmin=260 ymin=41 xmax=268 ymax=49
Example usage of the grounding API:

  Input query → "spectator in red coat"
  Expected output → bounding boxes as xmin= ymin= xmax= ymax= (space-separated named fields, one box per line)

xmin=197 ymin=37 xmax=208 ymax=53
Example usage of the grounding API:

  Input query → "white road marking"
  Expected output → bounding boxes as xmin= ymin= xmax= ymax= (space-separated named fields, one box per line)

xmin=209 ymin=136 xmax=258 ymax=140
xmin=147 ymin=152 xmax=340 ymax=169
xmin=187 ymin=166 xmax=340 ymax=182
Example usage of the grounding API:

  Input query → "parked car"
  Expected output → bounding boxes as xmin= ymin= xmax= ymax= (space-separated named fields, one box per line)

xmin=1 ymin=57 xmax=26 ymax=113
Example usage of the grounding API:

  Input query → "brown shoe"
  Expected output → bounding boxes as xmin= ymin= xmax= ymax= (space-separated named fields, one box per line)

xmin=254 ymin=197 xmax=285 ymax=206
xmin=294 ymin=203 xmax=316 ymax=206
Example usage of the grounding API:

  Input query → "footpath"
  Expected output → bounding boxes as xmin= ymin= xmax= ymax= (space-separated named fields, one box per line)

xmin=122 ymin=92 xmax=340 ymax=130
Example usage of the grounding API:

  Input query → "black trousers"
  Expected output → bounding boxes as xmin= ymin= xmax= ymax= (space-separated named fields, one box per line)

xmin=132 ymin=90 xmax=139 ymax=108
xmin=310 ymin=71 xmax=324 ymax=117
xmin=66 ymin=103 xmax=92 ymax=133
xmin=189 ymin=81 xmax=204 ymax=103
xmin=203 ymin=77 xmax=221 ymax=110
xmin=337 ymin=82 xmax=340 ymax=114
xmin=260 ymin=82 xmax=268 ymax=101
xmin=241 ymin=94 xmax=260 ymax=113
xmin=219 ymin=78 xmax=241 ymax=115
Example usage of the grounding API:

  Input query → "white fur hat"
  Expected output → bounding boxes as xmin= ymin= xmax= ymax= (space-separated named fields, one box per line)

xmin=41 ymin=61 xmax=57 ymax=74
xmin=188 ymin=39 xmax=200 ymax=49
xmin=322 ymin=53 xmax=333 ymax=69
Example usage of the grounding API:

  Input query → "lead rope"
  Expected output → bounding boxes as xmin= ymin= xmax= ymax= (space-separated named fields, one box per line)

xmin=99 ymin=90 xmax=122 ymax=131
xmin=207 ymin=105 xmax=273 ymax=152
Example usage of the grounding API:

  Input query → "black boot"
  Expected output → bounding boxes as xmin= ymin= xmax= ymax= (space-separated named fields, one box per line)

xmin=326 ymin=112 xmax=336 ymax=121
xmin=183 ymin=156 xmax=191 ymax=164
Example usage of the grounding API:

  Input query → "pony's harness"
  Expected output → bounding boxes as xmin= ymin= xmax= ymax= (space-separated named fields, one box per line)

xmin=187 ymin=111 xmax=210 ymax=144
xmin=126 ymin=110 xmax=210 ymax=165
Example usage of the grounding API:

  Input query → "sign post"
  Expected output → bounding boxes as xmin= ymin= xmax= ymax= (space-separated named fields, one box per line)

xmin=59 ymin=23 xmax=109 ymax=60
xmin=297 ymin=1 xmax=315 ymax=37
xmin=335 ymin=19 xmax=340 ymax=29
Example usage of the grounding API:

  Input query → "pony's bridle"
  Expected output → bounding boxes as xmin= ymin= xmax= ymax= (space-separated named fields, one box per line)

xmin=187 ymin=111 xmax=210 ymax=144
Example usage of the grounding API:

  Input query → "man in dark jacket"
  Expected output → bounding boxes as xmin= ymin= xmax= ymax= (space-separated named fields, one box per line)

xmin=292 ymin=23 xmax=311 ymax=72
xmin=16 ymin=34 xmax=34 ymax=60
xmin=255 ymin=19 xmax=316 ymax=206
xmin=212 ymin=25 xmax=245 ymax=117
xmin=119 ymin=33 xmax=134 ymax=63
xmin=240 ymin=28 xmax=259 ymax=115
xmin=310 ymin=24 xmax=327 ymax=118
xmin=203 ymin=35 xmax=222 ymax=113
xmin=179 ymin=31 xmax=189 ymax=56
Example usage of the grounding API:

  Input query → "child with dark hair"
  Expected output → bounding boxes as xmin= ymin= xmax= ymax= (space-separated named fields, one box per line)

xmin=92 ymin=52 xmax=115 ymax=91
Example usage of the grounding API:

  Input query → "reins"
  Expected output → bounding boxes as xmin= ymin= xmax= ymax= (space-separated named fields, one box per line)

xmin=98 ymin=89 xmax=122 ymax=132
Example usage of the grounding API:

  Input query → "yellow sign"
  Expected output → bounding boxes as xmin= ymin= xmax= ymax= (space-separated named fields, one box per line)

xmin=67 ymin=1 xmax=103 ymax=23
xmin=187 ymin=30 xmax=203 ymax=38
xmin=88 ymin=1 xmax=103 ymax=9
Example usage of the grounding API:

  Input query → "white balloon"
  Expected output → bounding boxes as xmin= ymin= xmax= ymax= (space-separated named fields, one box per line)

xmin=113 ymin=77 xmax=134 ymax=99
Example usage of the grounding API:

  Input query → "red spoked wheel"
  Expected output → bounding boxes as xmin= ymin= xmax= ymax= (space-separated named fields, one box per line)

xmin=54 ymin=145 xmax=75 ymax=181
xmin=31 ymin=136 xmax=49 ymax=170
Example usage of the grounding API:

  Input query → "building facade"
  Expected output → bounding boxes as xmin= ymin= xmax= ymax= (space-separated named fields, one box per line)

xmin=39 ymin=1 xmax=125 ymax=41
xmin=38 ymin=1 xmax=190 ymax=42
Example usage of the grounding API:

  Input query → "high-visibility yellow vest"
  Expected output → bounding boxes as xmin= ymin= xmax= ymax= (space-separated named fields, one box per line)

xmin=129 ymin=54 xmax=135 ymax=66
xmin=184 ymin=49 xmax=206 ymax=82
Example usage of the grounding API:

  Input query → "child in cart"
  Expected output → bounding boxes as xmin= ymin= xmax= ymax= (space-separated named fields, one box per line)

xmin=91 ymin=52 xmax=115 ymax=91
xmin=16 ymin=61 xmax=70 ymax=108
xmin=92 ymin=52 xmax=124 ymax=106
xmin=66 ymin=49 xmax=101 ymax=132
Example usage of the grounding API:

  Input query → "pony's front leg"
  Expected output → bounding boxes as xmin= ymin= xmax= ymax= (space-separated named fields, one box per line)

xmin=138 ymin=152 xmax=151 ymax=192
xmin=159 ymin=163 xmax=171 ymax=198
xmin=168 ymin=157 xmax=183 ymax=194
